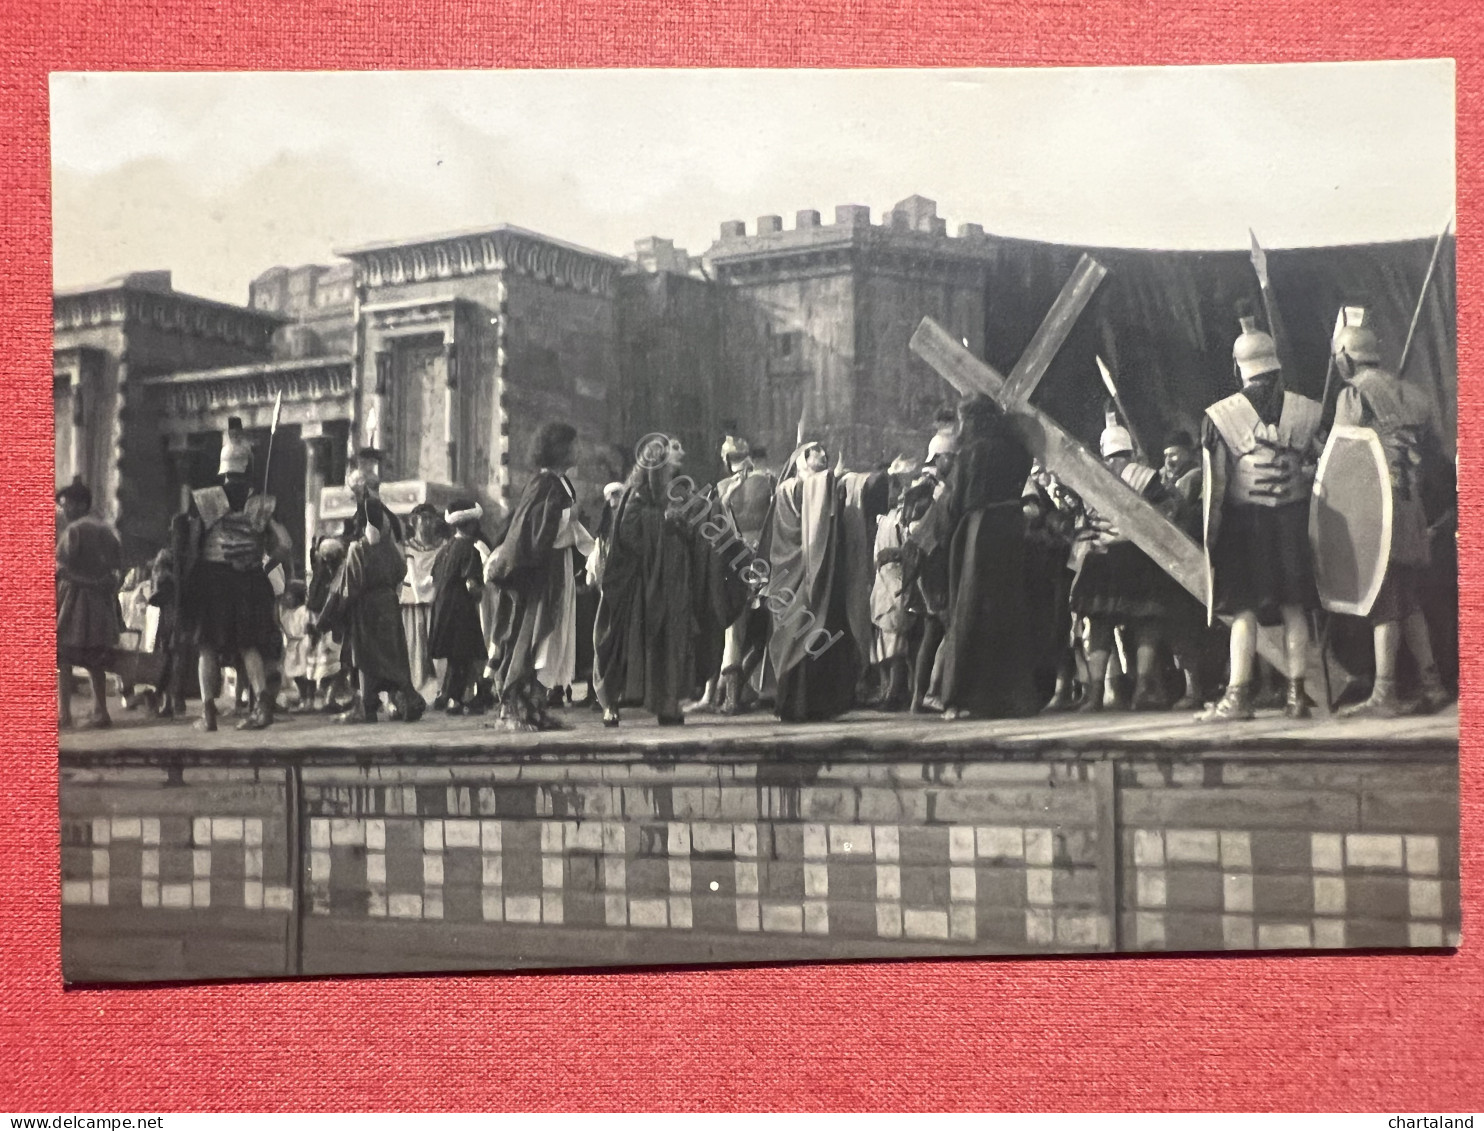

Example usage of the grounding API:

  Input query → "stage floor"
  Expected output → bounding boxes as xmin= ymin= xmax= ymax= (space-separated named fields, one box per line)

xmin=58 ymin=697 xmax=1460 ymax=763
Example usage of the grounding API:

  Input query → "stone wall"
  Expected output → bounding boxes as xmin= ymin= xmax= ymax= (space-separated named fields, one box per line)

xmin=616 ymin=270 xmax=721 ymax=480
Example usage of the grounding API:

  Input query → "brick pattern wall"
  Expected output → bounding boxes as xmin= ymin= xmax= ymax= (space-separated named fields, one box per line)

xmin=296 ymin=761 xmax=1109 ymax=954
xmin=59 ymin=752 xmax=1459 ymax=981
xmin=300 ymin=814 xmax=1110 ymax=951
xmin=1119 ymin=760 xmax=1462 ymax=952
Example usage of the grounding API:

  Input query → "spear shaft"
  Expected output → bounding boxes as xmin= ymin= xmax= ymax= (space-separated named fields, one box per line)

xmin=1398 ymin=216 xmax=1454 ymax=379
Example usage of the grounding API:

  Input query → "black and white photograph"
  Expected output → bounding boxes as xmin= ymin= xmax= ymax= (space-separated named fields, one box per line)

xmin=53 ymin=63 xmax=1460 ymax=983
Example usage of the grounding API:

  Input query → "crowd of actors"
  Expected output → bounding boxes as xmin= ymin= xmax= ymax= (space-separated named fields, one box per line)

xmin=58 ymin=303 xmax=1455 ymax=732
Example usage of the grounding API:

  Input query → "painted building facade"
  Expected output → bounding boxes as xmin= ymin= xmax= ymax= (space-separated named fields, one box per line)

xmin=54 ymin=194 xmax=1457 ymax=575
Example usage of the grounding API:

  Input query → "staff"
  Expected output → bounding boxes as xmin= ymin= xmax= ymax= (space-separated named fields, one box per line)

xmin=1096 ymin=355 xmax=1148 ymax=465
xmin=1398 ymin=215 xmax=1454 ymax=379
xmin=261 ymin=390 xmax=283 ymax=496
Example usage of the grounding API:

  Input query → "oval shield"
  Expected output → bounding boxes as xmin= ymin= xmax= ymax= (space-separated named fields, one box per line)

xmin=1309 ymin=424 xmax=1393 ymax=616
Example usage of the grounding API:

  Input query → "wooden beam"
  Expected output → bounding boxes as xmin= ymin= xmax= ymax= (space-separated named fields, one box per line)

xmin=910 ymin=315 xmax=1290 ymax=674
xmin=998 ymin=254 xmax=1109 ymax=408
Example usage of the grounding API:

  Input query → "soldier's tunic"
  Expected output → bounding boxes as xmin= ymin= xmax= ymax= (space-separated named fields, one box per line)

xmin=182 ymin=488 xmax=284 ymax=656
xmin=1334 ymin=364 xmax=1444 ymax=623
xmin=1202 ymin=378 xmax=1322 ymax=624
xmin=1070 ymin=459 xmax=1175 ymax=622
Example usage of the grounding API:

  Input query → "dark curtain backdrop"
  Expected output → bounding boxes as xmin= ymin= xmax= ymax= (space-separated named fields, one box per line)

xmin=979 ymin=235 xmax=1456 ymax=455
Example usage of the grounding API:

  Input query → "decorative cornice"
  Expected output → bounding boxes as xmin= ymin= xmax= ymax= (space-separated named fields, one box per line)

xmin=338 ymin=225 xmax=626 ymax=297
xmin=363 ymin=297 xmax=461 ymax=335
xmin=53 ymin=287 xmax=284 ymax=349
xmin=142 ymin=356 xmax=354 ymax=426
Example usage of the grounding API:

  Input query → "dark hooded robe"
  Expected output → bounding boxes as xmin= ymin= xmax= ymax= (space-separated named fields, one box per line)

xmin=489 ymin=469 xmax=573 ymax=695
xmin=592 ymin=468 xmax=698 ymax=720
xmin=757 ymin=446 xmax=872 ymax=722
xmin=428 ymin=535 xmax=486 ymax=668
xmin=318 ymin=513 xmax=414 ymax=695
xmin=912 ymin=401 xmax=1040 ymax=718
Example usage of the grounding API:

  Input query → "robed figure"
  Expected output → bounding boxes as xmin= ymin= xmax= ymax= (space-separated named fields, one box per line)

xmin=317 ymin=479 xmax=425 ymax=725
xmin=592 ymin=438 xmax=698 ymax=726
xmin=428 ymin=500 xmax=488 ymax=713
xmin=909 ymin=395 xmax=1040 ymax=720
xmin=757 ymin=440 xmax=876 ymax=722
xmin=487 ymin=422 xmax=580 ymax=731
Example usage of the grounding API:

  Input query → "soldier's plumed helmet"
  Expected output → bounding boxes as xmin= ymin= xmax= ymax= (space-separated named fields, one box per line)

xmin=1233 ymin=315 xmax=1281 ymax=382
xmin=1332 ymin=306 xmax=1382 ymax=366
xmin=218 ymin=429 xmax=253 ymax=477
xmin=1100 ymin=425 xmax=1134 ymax=459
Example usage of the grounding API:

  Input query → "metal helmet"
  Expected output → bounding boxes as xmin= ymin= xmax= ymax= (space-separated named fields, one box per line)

xmin=720 ymin=434 xmax=751 ymax=466
xmin=1232 ymin=315 xmax=1280 ymax=382
xmin=218 ymin=418 xmax=253 ymax=477
xmin=1331 ymin=305 xmax=1382 ymax=367
xmin=1099 ymin=424 xmax=1134 ymax=459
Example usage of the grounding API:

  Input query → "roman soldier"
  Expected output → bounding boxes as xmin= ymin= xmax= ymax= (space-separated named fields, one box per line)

xmin=1198 ymin=312 xmax=1323 ymax=722
xmin=1329 ymin=306 xmax=1452 ymax=716
xmin=712 ymin=434 xmax=777 ymax=714
xmin=176 ymin=418 xmax=293 ymax=731
xmin=1068 ymin=419 xmax=1184 ymax=712
xmin=1155 ymin=429 xmax=1209 ymax=710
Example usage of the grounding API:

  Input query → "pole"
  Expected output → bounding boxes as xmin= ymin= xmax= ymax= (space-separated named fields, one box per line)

xmin=262 ymin=390 xmax=283 ymax=497
xmin=1097 ymin=356 xmax=1148 ymax=464
xmin=1398 ymin=216 xmax=1454 ymax=379
xmin=1317 ymin=307 xmax=1346 ymax=424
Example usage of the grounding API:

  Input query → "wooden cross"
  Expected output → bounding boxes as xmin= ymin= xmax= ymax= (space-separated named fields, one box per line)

xmin=909 ymin=254 xmax=1290 ymax=673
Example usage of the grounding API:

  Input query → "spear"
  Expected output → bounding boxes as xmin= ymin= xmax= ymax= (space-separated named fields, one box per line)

xmin=1249 ymin=229 xmax=1297 ymax=381
xmin=261 ymin=390 xmax=283 ymax=496
xmin=1317 ymin=306 xmax=1346 ymax=424
xmin=1398 ymin=215 xmax=1454 ymax=379
xmin=1096 ymin=355 xmax=1148 ymax=464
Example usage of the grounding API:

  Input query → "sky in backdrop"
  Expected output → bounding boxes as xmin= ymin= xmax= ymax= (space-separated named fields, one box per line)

xmin=50 ymin=62 xmax=1455 ymax=304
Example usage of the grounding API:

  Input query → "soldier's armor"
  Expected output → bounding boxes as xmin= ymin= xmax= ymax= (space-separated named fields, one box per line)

xmin=1204 ymin=390 xmax=1322 ymax=507
xmin=1346 ymin=367 xmax=1430 ymax=503
xmin=718 ymin=467 xmax=776 ymax=549
xmin=1083 ymin=460 xmax=1157 ymax=548
xmin=1341 ymin=365 xmax=1435 ymax=568
xmin=193 ymin=487 xmax=277 ymax=572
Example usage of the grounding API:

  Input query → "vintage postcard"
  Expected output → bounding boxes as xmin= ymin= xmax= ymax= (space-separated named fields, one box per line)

xmin=52 ymin=63 xmax=1459 ymax=982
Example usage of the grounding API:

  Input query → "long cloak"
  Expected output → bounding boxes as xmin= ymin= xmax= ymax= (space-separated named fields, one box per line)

xmin=915 ymin=424 xmax=1039 ymax=718
xmin=592 ymin=474 xmax=697 ymax=718
xmin=759 ymin=462 xmax=861 ymax=722
xmin=319 ymin=525 xmax=412 ymax=692
xmin=428 ymin=536 xmax=486 ymax=666
xmin=490 ymin=470 xmax=572 ymax=690
xmin=689 ymin=486 xmax=752 ymax=687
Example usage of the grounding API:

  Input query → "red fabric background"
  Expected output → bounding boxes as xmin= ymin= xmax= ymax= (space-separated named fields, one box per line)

xmin=1 ymin=0 xmax=1480 ymax=1111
